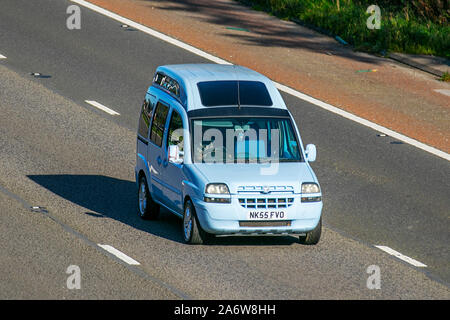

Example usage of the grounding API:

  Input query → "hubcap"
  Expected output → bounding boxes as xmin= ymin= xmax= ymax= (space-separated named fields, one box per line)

xmin=138 ymin=181 xmax=147 ymax=215
xmin=183 ymin=206 xmax=192 ymax=241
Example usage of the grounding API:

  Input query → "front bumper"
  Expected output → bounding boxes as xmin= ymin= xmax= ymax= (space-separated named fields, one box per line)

xmin=192 ymin=194 xmax=322 ymax=235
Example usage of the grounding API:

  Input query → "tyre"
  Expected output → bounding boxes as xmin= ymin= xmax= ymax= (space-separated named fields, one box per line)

xmin=137 ymin=175 xmax=159 ymax=220
xmin=299 ymin=217 xmax=322 ymax=245
xmin=183 ymin=200 xmax=210 ymax=245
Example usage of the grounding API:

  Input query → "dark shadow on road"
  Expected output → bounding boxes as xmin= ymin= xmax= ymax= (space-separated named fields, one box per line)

xmin=144 ymin=0 xmax=383 ymax=65
xmin=27 ymin=174 xmax=298 ymax=246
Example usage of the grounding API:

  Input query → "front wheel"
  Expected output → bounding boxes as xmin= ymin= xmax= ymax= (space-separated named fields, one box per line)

xmin=298 ymin=217 xmax=322 ymax=245
xmin=183 ymin=200 xmax=210 ymax=245
xmin=137 ymin=176 xmax=159 ymax=220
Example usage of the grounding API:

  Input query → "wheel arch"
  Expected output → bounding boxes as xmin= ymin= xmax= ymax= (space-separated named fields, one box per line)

xmin=183 ymin=195 xmax=192 ymax=208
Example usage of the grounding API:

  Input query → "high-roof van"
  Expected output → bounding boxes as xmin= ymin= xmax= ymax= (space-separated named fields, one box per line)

xmin=135 ymin=64 xmax=322 ymax=244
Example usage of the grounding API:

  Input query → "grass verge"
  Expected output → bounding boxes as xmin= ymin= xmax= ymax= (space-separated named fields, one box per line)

xmin=237 ymin=0 xmax=449 ymax=59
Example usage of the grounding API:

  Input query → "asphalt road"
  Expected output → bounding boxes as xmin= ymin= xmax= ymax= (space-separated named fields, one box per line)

xmin=0 ymin=0 xmax=449 ymax=298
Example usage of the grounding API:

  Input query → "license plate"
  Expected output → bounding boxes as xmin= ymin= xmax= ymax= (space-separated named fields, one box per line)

xmin=247 ymin=210 xmax=286 ymax=220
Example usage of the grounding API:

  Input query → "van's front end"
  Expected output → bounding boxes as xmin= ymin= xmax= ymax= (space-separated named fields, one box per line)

xmin=186 ymin=107 xmax=323 ymax=244
xmin=192 ymin=164 xmax=322 ymax=236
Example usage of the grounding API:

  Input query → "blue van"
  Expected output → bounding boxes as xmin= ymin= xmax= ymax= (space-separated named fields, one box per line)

xmin=135 ymin=64 xmax=322 ymax=244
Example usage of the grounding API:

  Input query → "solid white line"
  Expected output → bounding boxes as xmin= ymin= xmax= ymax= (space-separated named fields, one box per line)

xmin=72 ymin=0 xmax=450 ymax=162
xmin=375 ymin=245 xmax=427 ymax=267
xmin=277 ymin=83 xmax=450 ymax=161
xmin=85 ymin=100 xmax=120 ymax=115
xmin=0 ymin=54 xmax=6 ymax=59
xmin=98 ymin=244 xmax=140 ymax=265
xmin=434 ymin=89 xmax=450 ymax=97
xmin=71 ymin=0 xmax=231 ymax=66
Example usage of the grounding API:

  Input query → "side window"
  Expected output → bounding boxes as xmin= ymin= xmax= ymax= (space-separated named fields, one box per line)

xmin=163 ymin=78 xmax=180 ymax=96
xmin=138 ymin=94 xmax=156 ymax=140
xmin=167 ymin=110 xmax=184 ymax=156
xmin=153 ymin=73 xmax=180 ymax=97
xmin=150 ymin=101 xmax=169 ymax=147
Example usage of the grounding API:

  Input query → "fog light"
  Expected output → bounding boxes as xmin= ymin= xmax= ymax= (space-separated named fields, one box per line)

xmin=204 ymin=196 xmax=231 ymax=203
xmin=301 ymin=196 xmax=322 ymax=202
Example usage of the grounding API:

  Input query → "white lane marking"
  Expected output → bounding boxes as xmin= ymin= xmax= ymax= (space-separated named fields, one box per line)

xmin=375 ymin=245 xmax=427 ymax=267
xmin=0 ymin=54 xmax=7 ymax=59
xmin=72 ymin=0 xmax=450 ymax=162
xmin=98 ymin=244 xmax=140 ymax=265
xmin=434 ymin=89 xmax=450 ymax=97
xmin=85 ymin=100 xmax=120 ymax=115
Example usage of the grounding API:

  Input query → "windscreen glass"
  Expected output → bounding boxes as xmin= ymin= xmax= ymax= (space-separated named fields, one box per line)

xmin=191 ymin=117 xmax=302 ymax=163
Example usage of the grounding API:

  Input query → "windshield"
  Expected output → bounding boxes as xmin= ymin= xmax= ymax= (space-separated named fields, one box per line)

xmin=191 ymin=117 xmax=302 ymax=163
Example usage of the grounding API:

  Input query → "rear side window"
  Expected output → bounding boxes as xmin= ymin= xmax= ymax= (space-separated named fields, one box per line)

xmin=138 ymin=94 xmax=156 ymax=140
xmin=197 ymin=81 xmax=272 ymax=107
xmin=150 ymin=102 xmax=169 ymax=147
xmin=153 ymin=73 xmax=180 ymax=97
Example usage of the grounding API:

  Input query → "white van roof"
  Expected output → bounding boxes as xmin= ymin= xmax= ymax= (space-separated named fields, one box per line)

xmin=154 ymin=64 xmax=287 ymax=111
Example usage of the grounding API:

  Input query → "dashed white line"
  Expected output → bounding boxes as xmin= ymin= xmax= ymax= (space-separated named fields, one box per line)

xmin=0 ymin=54 xmax=7 ymax=59
xmin=97 ymin=244 xmax=140 ymax=265
xmin=434 ymin=89 xmax=450 ymax=97
xmin=85 ymin=100 xmax=120 ymax=115
xmin=375 ymin=245 xmax=427 ymax=267
xmin=72 ymin=0 xmax=450 ymax=162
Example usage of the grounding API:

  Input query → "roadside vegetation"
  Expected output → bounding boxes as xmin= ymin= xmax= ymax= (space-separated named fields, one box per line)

xmin=441 ymin=71 xmax=450 ymax=81
xmin=238 ymin=0 xmax=450 ymax=58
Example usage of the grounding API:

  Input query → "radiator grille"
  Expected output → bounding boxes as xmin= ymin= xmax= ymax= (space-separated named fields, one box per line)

xmin=238 ymin=197 xmax=294 ymax=209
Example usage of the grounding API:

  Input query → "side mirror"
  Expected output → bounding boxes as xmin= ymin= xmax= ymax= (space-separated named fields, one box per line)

xmin=168 ymin=145 xmax=183 ymax=164
xmin=305 ymin=144 xmax=317 ymax=162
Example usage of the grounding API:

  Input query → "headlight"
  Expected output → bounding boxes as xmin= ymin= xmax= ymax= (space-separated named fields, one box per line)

xmin=204 ymin=183 xmax=230 ymax=203
xmin=301 ymin=183 xmax=320 ymax=194
xmin=205 ymin=183 xmax=230 ymax=195
xmin=301 ymin=183 xmax=321 ymax=202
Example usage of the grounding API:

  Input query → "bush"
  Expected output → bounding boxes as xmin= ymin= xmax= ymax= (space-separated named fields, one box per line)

xmin=239 ymin=0 xmax=450 ymax=58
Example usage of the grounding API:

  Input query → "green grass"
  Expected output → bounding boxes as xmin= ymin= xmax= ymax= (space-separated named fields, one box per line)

xmin=441 ymin=71 xmax=450 ymax=82
xmin=237 ymin=0 xmax=450 ymax=58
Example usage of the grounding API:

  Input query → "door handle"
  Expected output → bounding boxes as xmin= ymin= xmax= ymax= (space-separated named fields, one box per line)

xmin=162 ymin=158 xmax=168 ymax=167
xmin=157 ymin=156 xmax=162 ymax=165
